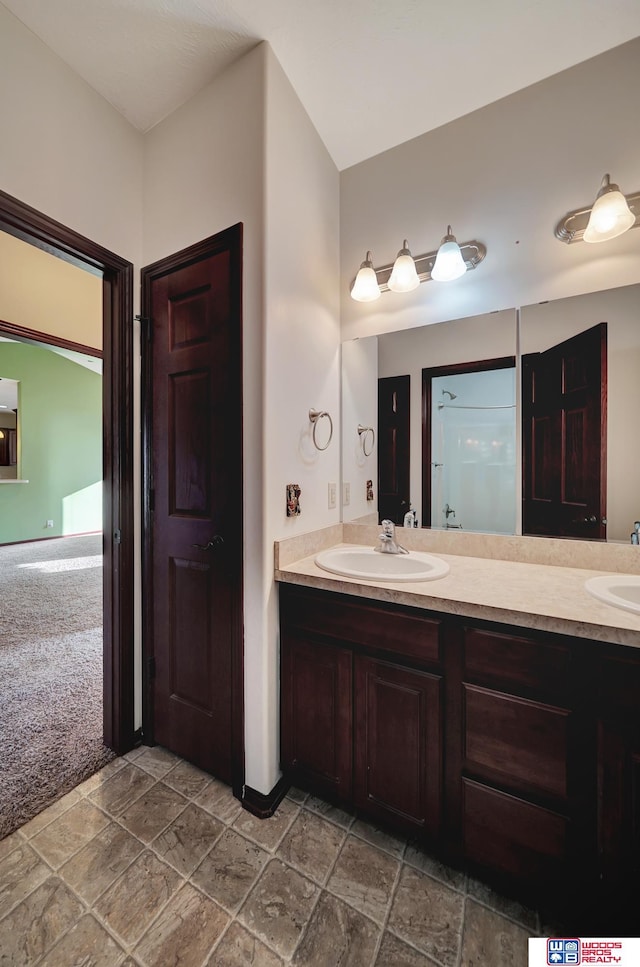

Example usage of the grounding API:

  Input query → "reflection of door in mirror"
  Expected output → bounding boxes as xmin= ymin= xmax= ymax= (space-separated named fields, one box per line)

xmin=522 ymin=323 xmax=607 ymax=540
xmin=378 ymin=375 xmax=410 ymax=525
xmin=422 ymin=358 xmax=516 ymax=534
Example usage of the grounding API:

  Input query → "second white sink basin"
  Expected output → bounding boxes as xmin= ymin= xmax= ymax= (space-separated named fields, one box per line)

xmin=584 ymin=574 xmax=640 ymax=615
xmin=315 ymin=546 xmax=450 ymax=582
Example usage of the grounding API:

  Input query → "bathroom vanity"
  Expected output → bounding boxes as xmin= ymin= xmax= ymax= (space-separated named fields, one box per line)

xmin=277 ymin=538 xmax=640 ymax=929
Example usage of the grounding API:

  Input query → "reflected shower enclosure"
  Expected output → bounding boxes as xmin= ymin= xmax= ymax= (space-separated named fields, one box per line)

xmin=430 ymin=367 xmax=516 ymax=534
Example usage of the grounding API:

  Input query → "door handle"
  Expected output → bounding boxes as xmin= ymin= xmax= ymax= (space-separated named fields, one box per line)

xmin=191 ymin=536 xmax=224 ymax=550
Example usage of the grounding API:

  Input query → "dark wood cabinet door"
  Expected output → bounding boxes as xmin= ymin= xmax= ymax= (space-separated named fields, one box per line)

xmin=354 ymin=655 xmax=442 ymax=835
xmin=280 ymin=633 xmax=353 ymax=800
xmin=597 ymin=656 xmax=640 ymax=929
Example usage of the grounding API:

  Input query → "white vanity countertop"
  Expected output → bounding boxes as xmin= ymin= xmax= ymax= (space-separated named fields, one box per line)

xmin=275 ymin=543 xmax=640 ymax=648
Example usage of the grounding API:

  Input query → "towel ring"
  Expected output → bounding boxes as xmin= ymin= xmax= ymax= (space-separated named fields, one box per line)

xmin=357 ymin=424 xmax=375 ymax=457
xmin=309 ymin=409 xmax=333 ymax=451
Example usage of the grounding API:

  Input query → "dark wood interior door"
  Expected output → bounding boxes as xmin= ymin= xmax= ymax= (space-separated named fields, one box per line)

xmin=142 ymin=225 xmax=243 ymax=786
xmin=522 ymin=323 xmax=607 ymax=539
xmin=378 ymin=375 xmax=410 ymax=525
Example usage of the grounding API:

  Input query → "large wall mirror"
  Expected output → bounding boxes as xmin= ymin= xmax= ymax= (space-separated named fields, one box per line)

xmin=342 ymin=282 xmax=640 ymax=543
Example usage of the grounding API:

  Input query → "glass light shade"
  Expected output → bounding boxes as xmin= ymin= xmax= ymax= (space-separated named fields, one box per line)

xmin=431 ymin=227 xmax=467 ymax=281
xmin=387 ymin=241 xmax=420 ymax=292
xmin=350 ymin=252 xmax=381 ymax=302
xmin=583 ymin=178 xmax=635 ymax=243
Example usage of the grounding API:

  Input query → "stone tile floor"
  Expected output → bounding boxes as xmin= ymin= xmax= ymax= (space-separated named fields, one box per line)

xmin=0 ymin=745 xmax=543 ymax=966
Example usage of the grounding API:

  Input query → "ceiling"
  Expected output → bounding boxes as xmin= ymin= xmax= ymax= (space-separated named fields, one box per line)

xmin=2 ymin=0 xmax=640 ymax=170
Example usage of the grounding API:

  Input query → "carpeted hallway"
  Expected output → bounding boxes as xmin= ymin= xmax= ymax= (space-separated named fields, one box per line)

xmin=0 ymin=533 xmax=115 ymax=839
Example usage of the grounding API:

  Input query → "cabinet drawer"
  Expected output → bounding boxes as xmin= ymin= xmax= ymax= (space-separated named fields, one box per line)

xmin=464 ymin=625 xmax=570 ymax=695
xmin=464 ymin=684 xmax=569 ymax=799
xmin=462 ymin=778 xmax=568 ymax=880
xmin=281 ymin=586 xmax=441 ymax=664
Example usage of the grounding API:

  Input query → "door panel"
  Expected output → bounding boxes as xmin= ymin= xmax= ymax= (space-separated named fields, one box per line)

xmin=142 ymin=225 xmax=243 ymax=786
xmin=354 ymin=656 xmax=442 ymax=835
xmin=280 ymin=633 xmax=353 ymax=799
xmin=522 ymin=323 xmax=607 ymax=538
xmin=378 ymin=375 xmax=410 ymax=524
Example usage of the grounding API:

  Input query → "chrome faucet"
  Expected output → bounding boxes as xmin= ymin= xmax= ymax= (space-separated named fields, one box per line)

xmin=375 ymin=519 xmax=409 ymax=554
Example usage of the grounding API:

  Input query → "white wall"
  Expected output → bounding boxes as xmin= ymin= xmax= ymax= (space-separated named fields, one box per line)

xmin=0 ymin=5 xmax=143 ymax=265
xmin=341 ymin=38 xmax=640 ymax=341
xmin=143 ymin=44 xmax=269 ymax=790
xmin=262 ymin=47 xmax=340 ymax=792
xmin=341 ymin=337 xmax=379 ymax=522
xmin=521 ymin=284 xmax=640 ymax=542
xmin=0 ymin=18 xmax=340 ymax=794
xmin=143 ymin=43 xmax=340 ymax=795
xmin=0 ymin=3 xmax=144 ymax=725
xmin=378 ymin=309 xmax=517 ymax=526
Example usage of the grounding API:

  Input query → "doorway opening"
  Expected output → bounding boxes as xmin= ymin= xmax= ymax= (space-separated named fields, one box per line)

xmin=0 ymin=188 xmax=135 ymax=764
xmin=422 ymin=356 xmax=516 ymax=532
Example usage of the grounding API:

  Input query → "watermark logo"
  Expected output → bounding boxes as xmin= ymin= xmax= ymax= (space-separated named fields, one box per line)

xmin=530 ymin=938 xmax=632 ymax=966
xmin=547 ymin=939 xmax=581 ymax=965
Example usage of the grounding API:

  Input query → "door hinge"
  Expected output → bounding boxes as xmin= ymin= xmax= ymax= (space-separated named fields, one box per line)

xmin=146 ymin=656 xmax=156 ymax=682
xmin=149 ymin=489 xmax=155 ymax=513
xmin=136 ymin=314 xmax=152 ymax=347
xmin=113 ymin=529 xmax=122 ymax=544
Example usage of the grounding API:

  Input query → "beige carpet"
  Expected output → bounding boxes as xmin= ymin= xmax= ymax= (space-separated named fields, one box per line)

xmin=0 ymin=534 xmax=115 ymax=839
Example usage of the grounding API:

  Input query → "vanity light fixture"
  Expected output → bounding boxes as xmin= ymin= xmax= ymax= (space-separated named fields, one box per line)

xmin=350 ymin=252 xmax=381 ymax=302
xmin=555 ymin=173 xmax=639 ymax=244
xmin=431 ymin=226 xmax=468 ymax=281
xmin=350 ymin=233 xmax=486 ymax=301
xmin=387 ymin=241 xmax=420 ymax=292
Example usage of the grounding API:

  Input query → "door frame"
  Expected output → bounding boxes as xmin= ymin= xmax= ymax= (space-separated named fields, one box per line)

xmin=140 ymin=226 xmax=245 ymax=796
xmin=0 ymin=188 xmax=136 ymax=753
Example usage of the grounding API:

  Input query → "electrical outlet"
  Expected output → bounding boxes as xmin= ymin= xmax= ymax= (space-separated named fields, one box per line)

xmin=343 ymin=482 xmax=350 ymax=506
xmin=328 ymin=482 xmax=337 ymax=509
xmin=45 ymin=520 xmax=54 ymax=528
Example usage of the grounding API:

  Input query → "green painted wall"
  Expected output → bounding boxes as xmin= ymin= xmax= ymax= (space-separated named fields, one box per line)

xmin=0 ymin=343 xmax=102 ymax=543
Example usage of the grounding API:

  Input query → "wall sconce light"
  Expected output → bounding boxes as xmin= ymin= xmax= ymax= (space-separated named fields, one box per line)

xmin=350 ymin=229 xmax=486 ymax=302
xmin=555 ymin=173 xmax=639 ymax=244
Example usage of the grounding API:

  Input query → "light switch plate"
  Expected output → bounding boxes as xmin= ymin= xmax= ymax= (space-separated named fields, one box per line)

xmin=328 ymin=482 xmax=337 ymax=509
xmin=343 ymin=482 xmax=350 ymax=506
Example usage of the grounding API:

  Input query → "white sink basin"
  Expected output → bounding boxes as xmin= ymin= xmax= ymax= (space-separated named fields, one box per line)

xmin=315 ymin=546 xmax=450 ymax=582
xmin=584 ymin=574 xmax=640 ymax=615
